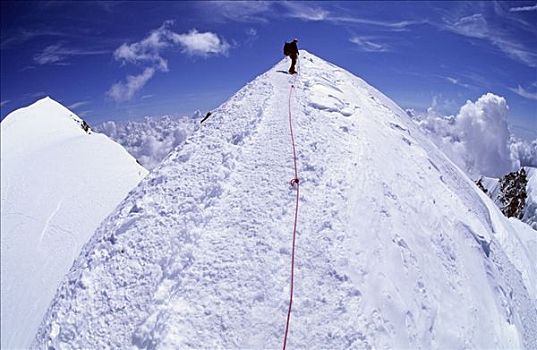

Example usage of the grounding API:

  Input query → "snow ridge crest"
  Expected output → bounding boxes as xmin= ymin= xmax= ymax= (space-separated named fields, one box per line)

xmin=33 ymin=51 xmax=536 ymax=349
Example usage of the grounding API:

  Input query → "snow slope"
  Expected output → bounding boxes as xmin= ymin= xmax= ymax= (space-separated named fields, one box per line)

xmin=34 ymin=52 xmax=536 ymax=349
xmin=0 ymin=97 xmax=148 ymax=349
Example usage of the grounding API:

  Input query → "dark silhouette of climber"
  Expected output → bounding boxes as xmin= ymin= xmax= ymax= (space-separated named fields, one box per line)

xmin=200 ymin=112 xmax=212 ymax=124
xmin=283 ymin=39 xmax=299 ymax=74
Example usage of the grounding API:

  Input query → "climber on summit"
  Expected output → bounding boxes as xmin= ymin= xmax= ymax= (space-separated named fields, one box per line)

xmin=283 ymin=39 xmax=299 ymax=74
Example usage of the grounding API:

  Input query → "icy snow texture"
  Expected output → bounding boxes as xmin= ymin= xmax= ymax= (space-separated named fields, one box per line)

xmin=34 ymin=52 xmax=536 ymax=349
xmin=96 ymin=115 xmax=197 ymax=170
xmin=0 ymin=97 xmax=147 ymax=349
xmin=511 ymin=139 xmax=537 ymax=169
xmin=412 ymin=94 xmax=537 ymax=178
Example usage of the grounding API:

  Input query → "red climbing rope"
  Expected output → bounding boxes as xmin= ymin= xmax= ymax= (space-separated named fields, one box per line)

xmin=283 ymin=82 xmax=299 ymax=350
xmin=288 ymin=84 xmax=299 ymax=186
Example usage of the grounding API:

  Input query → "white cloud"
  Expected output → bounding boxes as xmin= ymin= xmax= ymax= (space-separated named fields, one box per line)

xmin=202 ymin=2 xmax=272 ymax=23
xmin=427 ymin=94 xmax=460 ymax=115
xmin=440 ymin=13 xmax=537 ymax=67
xmin=244 ymin=28 xmax=258 ymax=46
xmin=1 ymin=28 xmax=79 ymax=49
xmin=113 ymin=22 xmax=229 ymax=67
xmin=509 ymin=85 xmax=537 ymax=100
xmin=333 ymin=16 xmax=423 ymax=30
xmin=280 ymin=2 xmax=329 ymax=21
xmin=455 ymin=94 xmax=513 ymax=176
xmin=19 ymin=65 xmax=36 ymax=72
xmin=199 ymin=1 xmax=421 ymax=31
xmin=492 ymin=36 xmax=537 ymax=68
xmin=280 ymin=2 xmax=421 ymax=29
xmin=171 ymin=29 xmax=230 ymax=57
xmin=113 ymin=21 xmax=173 ymax=71
xmin=33 ymin=43 xmax=108 ymax=65
xmin=20 ymin=91 xmax=46 ymax=99
xmin=246 ymin=28 xmax=257 ymax=36
xmin=29 ymin=91 xmax=47 ymax=98
xmin=414 ymin=93 xmax=523 ymax=178
xmin=34 ymin=44 xmax=65 ymax=64
xmin=95 ymin=114 xmax=197 ymax=170
xmin=108 ymin=22 xmax=229 ymax=102
xmin=67 ymin=101 xmax=90 ymax=109
xmin=107 ymin=67 xmax=156 ymax=102
xmin=446 ymin=13 xmax=488 ymax=39
xmin=510 ymin=138 xmax=537 ymax=168
xmin=445 ymin=76 xmax=472 ymax=89
xmin=510 ymin=4 xmax=537 ymax=12
xmin=78 ymin=110 xmax=92 ymax=118
xmin=349 ymin=36 xmax=389 ymax=52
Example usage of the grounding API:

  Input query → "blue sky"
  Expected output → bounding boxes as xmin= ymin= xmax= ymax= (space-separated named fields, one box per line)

xmin=1 ymin=1 xmax=536 ymax=138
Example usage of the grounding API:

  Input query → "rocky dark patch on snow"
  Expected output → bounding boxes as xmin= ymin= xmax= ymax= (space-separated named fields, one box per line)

xmin=477 ymin=168 xmax=534 ymax=227
xmin=499 ymin=168 xmax=528 ymax=219
xmin=476 ymin=178 xmax=489 ymax=194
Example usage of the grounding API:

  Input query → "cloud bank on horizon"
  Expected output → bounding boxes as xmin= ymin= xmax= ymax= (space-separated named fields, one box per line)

xmin=96 ymin=114 xmax=198 ymax=170
xmin=94 ymin=91 xmax=536 ymax=180
xmin=410 ymin=93 xmax=537 ymax=179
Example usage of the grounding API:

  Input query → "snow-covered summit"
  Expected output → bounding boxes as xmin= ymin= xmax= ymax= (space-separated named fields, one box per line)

xmin=34 ymin=52 xmax=536 ymax=349
xmin=2 ymin=97 xmax=90 ymax=149
xmin=1 ymin=97 xmax=148 ymax=349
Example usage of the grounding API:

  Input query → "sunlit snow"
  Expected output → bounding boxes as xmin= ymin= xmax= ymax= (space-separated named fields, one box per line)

xmin=32 ymin=52 xmax=536 ymax=349
xmin=0 ymin=97 xmax=147 ymax=349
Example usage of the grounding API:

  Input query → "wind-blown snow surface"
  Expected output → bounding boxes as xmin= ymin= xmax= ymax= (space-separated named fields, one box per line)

xmin=0 ymin=97 xmax=147 ymax=349
xmin=34 ymin=52 xmax=536 ymax=349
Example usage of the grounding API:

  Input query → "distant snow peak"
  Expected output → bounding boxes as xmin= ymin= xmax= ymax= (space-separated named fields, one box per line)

xmin=1 ymin=97 xmax=147 ymax=349
xmin=8 ymin=96 xmax=92 ymax=133
xmin=50 ymin=97 xmax=93 ymax=133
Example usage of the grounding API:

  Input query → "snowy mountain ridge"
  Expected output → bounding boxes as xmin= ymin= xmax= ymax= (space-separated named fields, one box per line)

xmin=34 ymin=51 xmax=536 ymax=349
xmin=1 ymin=97 xmax=148 ymax=349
